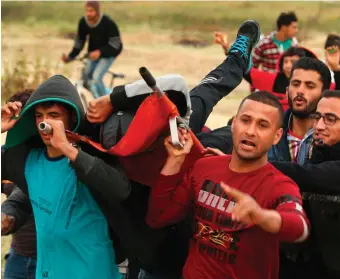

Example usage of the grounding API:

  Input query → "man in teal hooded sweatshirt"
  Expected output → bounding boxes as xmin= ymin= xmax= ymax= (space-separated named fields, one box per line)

xmin=1 ymin=75 xmax=131 ymax=279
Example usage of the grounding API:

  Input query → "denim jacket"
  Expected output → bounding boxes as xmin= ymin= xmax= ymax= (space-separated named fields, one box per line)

xmin=268 ymin=109 xmax=313 ymax=165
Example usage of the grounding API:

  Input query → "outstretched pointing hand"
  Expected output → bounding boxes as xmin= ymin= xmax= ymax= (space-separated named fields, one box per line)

xmin=221 ymin=182 xmax=263 ymax=225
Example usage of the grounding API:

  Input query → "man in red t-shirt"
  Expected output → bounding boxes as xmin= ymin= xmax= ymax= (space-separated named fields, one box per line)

xmin=146 ymin=90 xmax=310 ymax=279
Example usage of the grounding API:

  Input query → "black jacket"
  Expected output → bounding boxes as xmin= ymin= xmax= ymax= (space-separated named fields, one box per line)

xmin=196 ymin=125 xmax=233 ymax=154
xmin=272 ymin=143 xmax=340 ymax=274
xmin=68 ymin=15 xmax=123 ymax=59
xmin=1 ymin=75 xmax=147 ymax=265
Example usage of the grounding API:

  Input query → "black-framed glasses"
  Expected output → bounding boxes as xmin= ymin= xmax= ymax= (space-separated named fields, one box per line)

xmin=310 ymin=112 xmax=340 ymax=126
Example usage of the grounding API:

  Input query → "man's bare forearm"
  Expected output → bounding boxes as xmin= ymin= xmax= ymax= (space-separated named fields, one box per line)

xmin=161 ymin=156 xmax=186 ymax=176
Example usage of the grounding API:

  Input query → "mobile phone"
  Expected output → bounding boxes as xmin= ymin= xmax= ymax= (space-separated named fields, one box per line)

xmin=169 ymin=117 xmax=184 ymax=149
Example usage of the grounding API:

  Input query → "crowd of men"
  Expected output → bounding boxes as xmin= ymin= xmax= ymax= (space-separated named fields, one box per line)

xmin=1 ymin=2 xmax=340 ymax=279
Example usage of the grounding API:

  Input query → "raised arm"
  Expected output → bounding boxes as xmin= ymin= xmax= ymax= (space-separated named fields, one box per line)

xmin=43 ymin=119 xmax=131 ymax=203
xmin=325 ymin=45 xmax=340 ymax=90
xmin=146 ymin=129 xmax=195 ymax=228
xmin=71 ymin=148 xmax=131 ymax=202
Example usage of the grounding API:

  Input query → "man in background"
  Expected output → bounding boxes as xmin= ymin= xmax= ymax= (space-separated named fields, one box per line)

xmin=62 ymin=1 xmax=123 ymax=98
xmin=252 ymin=11 xmax=299 ymax=73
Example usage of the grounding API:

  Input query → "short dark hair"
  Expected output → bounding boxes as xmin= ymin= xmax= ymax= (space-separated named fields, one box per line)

xmin=238 ymin=91 xmax=284 ymax=128
xmin=279 ymin=47 xmax=306 ymax=72
xmin=290 ymin=57 xmax=332 ymax=91
xmin=277 ymin=11 xmax=298 ymax=30
xmin=324 ymin=34 xmax=340 ymax=49
xmin=6 ymin=89 xmax=34 ymax=107
xmin=322 ymin=90 xmax=340 ymax=99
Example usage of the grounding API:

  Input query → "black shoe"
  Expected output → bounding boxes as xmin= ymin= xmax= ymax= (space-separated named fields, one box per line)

xmin=228 ymin=20 xmax=260 ymax=73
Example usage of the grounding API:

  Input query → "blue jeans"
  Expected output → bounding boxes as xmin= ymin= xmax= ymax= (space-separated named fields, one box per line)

xmin=4 ymin=249 xmax=37 ymax=279
xmin=85 ymin=57 xmax=115 ymax=98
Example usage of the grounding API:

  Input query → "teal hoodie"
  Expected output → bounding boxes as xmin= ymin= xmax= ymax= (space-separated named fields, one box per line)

xmin=5 ymin=75 xmax=121 ymax=279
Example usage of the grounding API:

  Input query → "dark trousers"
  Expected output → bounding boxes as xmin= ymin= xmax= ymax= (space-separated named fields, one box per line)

xmin=189 ymin=54 xmax=245 ymax=134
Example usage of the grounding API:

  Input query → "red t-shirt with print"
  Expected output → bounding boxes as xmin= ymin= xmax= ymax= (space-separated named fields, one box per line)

xmin=147 ymin=155 xmax=309 ymax=279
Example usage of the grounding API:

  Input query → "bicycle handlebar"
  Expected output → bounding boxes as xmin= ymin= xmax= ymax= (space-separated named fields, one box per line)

xmin=74 ymin=54 xmax=89 ymax=62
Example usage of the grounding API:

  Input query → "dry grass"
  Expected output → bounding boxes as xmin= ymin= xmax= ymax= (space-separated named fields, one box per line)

xmin=2 ymin=1 xmax=340 ymax=36
xmin=1 ymin=22 xmax=331 ymax=130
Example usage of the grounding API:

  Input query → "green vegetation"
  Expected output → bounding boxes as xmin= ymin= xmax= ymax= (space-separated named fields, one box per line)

xmin=2 ymin=1 xmax=340 ymax=37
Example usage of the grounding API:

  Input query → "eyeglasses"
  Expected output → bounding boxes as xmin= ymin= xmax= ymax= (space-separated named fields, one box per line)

xmin=310 ymin=112 xmax=340 ymax=126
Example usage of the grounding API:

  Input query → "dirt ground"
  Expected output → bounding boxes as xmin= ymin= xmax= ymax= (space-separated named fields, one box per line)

xmin=1 ymin=24 xmax=330 ymax=134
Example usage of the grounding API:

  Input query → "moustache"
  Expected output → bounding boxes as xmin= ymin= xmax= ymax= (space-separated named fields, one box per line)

xmin=293 ymin=96 xmax=307 ymax=103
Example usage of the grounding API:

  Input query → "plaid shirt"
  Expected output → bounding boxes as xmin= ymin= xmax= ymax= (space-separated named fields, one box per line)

xmin=252 ymin=32 xmax=298 ymax=73
xmin=287 ymin=131 xmax=301 ymax=163
xmin=286 ymin=114 xmax=314 ymax=165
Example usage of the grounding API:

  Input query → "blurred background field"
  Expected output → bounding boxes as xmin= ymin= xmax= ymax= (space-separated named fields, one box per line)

xmin=1 ymin=0 xmax=340 ymax=270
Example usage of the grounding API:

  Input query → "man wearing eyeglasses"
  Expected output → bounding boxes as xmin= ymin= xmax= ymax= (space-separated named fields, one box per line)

xmin=272 ymin=89 xmax=340 ymax=279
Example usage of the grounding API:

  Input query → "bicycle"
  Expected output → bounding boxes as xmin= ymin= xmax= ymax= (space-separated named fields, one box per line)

xmin=74 ymin=55 xmax=125 ymax=110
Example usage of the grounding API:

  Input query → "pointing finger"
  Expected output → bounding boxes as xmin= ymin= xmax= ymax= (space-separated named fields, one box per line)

xmin=221 ymin=182 xmax=245 ymax=202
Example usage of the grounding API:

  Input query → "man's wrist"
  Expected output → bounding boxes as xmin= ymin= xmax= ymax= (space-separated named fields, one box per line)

xmin=255 ymin=209 xmax=282 ymax=233
xmin=59 ymin=143 xmax=79 ymax=162
xmin=103 ymin=95 xmax=112 ymax=106
xmin=166 ymin=155 xmax=186 ymax=165
xmin=253 ymin=208 xmax=268 ymax=225
xmin=161 ymin=155 xmax=186 ymax=175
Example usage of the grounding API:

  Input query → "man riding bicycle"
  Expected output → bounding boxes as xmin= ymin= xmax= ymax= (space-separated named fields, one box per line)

xmin=61 ymin=1 xmax=123 ymax=98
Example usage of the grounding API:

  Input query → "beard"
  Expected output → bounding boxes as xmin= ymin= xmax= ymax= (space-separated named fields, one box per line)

xmin=288 ymin=94 xmax=320 ymax=119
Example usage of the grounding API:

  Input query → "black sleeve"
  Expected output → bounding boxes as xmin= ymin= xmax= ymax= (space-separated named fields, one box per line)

xmin=243 ymin=72 xmax=252 ymax=84
xmin=68 ymin=18 xmax=87 ymax=60
xmin=1 ymin=186 xmax=32 ymax=234
xmin=272 ymin=160 xmax=340 ymax=195
xmin=71 ymin=149 xmax=131 ymax=202
xmin=196 ymin=125 xmax=234 ymax=154
xmin=1 ymin=144 xmax=29 ymax=195
xmin=1 ymin=181 xmax=15 ymax=196
xmin=189 ymin=56 xmax=245 ymax=133
xmin=334 ymin=71 xmax=340 ymax=90
xmin=1 ymin=146 xmax=10 ymax=181
xmin=100 ymin=17 xmax=122 ymax=57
